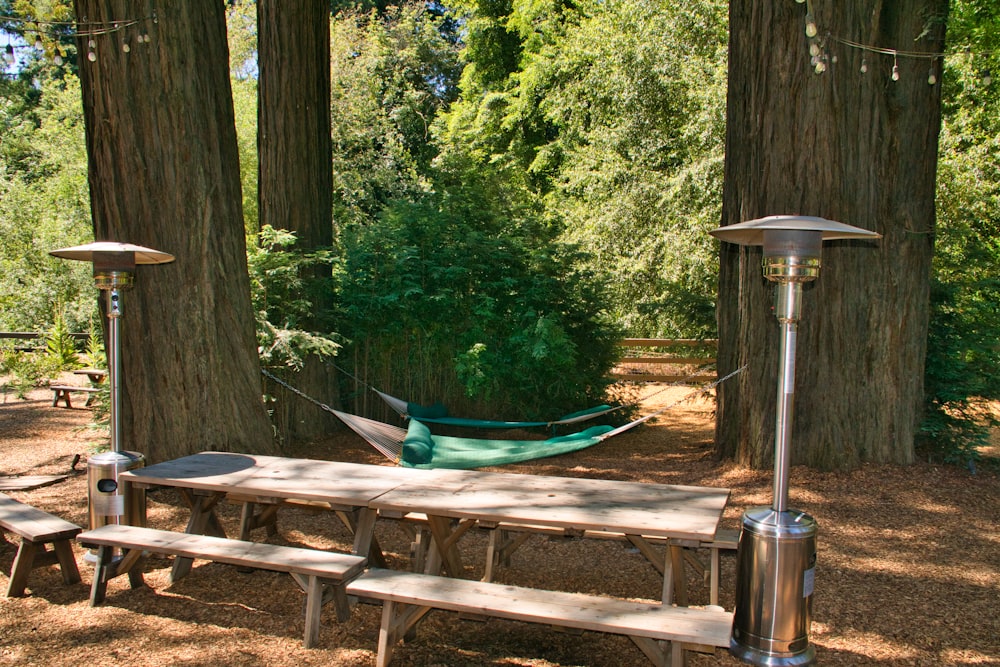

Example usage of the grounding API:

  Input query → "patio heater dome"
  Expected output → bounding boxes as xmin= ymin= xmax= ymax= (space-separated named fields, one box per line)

xmin=710 ymin=215 xmax=879 ymax=667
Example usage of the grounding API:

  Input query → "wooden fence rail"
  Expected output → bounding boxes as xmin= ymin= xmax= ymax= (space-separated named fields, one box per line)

xmin=612 ymin=338 xmax=718 ymax=384
xmin=0 ymin=332 xmax=90 ymax=352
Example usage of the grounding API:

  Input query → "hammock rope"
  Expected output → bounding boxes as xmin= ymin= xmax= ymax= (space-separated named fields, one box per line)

xmin=262 ymin=364 xmax=746 ymax=468
xmin=335 ymin=361 xmax=718 ymax=428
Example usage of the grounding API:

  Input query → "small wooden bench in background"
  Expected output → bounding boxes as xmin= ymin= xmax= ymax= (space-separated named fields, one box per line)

xmin=347 ymin=567 xmax=734 ymax=667
xmin=77 ymin=524 xmax=368 ymax=648
xmin=50 ymin=384 xmax=101 ymax=408
xmin=0 ymin=493 xmax=82 ymax=597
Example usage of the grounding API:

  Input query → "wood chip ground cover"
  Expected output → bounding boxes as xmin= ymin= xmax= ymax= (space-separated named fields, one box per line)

xmin=1 ymin=380 xmax=997 ymax=666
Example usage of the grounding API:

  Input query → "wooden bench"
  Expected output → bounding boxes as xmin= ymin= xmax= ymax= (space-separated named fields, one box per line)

xmin=346 ymin=568 xmax=734 ymax=667
xmin=0 ymin=493 xmax=82 ymax=597
xmin=50 ymin=384 xmax=101 ymax=408
xmin=77 ymin=524 xmax=368 ymax=648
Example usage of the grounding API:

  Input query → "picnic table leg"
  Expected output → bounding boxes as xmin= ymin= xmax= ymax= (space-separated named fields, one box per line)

xmin=668 ymin=544 xmax=688 ymax=606
xmin=173 ymin=491 xmax=225 ymax=581
xmin=424 ymin=515 xmax=473 ymax=578
xmin=339 ymin=508 xmax=386 ymax=568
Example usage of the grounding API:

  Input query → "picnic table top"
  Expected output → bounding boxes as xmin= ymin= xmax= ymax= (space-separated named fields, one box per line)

xmin=122 ymin=451 xmax=729 ymax=542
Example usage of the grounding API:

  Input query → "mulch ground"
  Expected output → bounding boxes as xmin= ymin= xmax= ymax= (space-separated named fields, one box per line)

xmin=1 ymin=379 xmax=998 ymax=666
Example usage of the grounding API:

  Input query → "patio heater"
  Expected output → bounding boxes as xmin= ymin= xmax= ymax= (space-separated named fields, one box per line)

xmin=50 ymin=242 xmax=174 ymax=532
xmin=709 ymin=215 xmax=879 ymax=666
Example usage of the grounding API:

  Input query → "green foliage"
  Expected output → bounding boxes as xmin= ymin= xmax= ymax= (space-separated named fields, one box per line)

xmin=248 ymin=226 xmax=341 ymax=371
xmin=0 ymin=350 xmax=50 ymax=398
xmin=329 ymin=5 xmax=462 ymax=227
xmin=0 ymin=70 xmax=95 ymax=333
xmin=336 ymin=180 xmax=622 ymax=420
xmin=80 ymin=320 xmax=106 ymax=369
xmin=43 ymin=310 xmax=78 ymax=369
xmin=439 ymin=0 xmax=727 ymax=337
xmin=920 ymin=1 xmax=1000 ymax=465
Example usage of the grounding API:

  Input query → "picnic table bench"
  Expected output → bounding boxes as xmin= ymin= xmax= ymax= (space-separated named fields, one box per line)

xmin=50 ymin=384 xmax=102 ymax=408
xmin=347 ymin=567 xmax=734 ymax=667
xmin=0 ymin=493 xmax=82 ymax=597
xmin=77 ymin=524 xmax=368 ymax=648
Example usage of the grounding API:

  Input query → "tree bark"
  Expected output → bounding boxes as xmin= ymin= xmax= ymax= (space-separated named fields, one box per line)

xmin=716 ymin=0 xmax=948 ymax=470
xmin=73 ymin=0 xmax=276 ymax=462
xmin=257 ymin=0 xmax=340 ymax=442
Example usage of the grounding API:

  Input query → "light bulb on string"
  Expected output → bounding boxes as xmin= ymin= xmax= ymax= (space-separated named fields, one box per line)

xmin=52 ymin=47 xmax=63 ymax=66
xmin=984 ymin=70 xmax=993 ymax=86
xmin=122 ymin=41 xmax=130 ymax=53
xmin=927 ymin=65 xmax=937 ymax=85
xmin=805 ymin=13 xmax=818 ymax=38
xmin=4 ymin=44 xmax=14 ymax=66
xmin=33 ymin=34 xmax=43 ymax=50
xmin=88 ymin=40 xmax=97 ymax=62
xmin=891 ymin=55 xmax=900 ymax=81
xmin=860 ymin=57 xmax=868 ymax=74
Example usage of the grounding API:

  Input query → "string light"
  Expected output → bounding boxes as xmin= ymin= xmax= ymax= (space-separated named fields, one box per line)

xmin=799 ymin=2 xmax=951 ymax=86
xmin=0 ymin=11 xmax=156 ymax=67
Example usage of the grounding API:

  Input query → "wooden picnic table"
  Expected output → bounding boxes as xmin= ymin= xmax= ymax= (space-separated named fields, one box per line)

xmin=73 ymin=368 xmax=107 ymax=384
xmin=369 ymin=468 xmax=730 ymax=604
xmin=121 ymin=452 xmax=730 ymax=604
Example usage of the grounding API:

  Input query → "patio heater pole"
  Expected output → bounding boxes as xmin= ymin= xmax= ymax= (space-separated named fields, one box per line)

xmin=710 ymin=216 xmax=879 ymax=666
xmin=50 ymin=242 xmax=174 ymax=533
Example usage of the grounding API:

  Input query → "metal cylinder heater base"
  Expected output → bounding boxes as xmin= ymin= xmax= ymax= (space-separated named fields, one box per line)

xmin=731 ymin=507 xmax=817 ymax=666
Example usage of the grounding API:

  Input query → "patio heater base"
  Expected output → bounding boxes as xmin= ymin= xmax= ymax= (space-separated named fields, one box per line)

xmin=731 ymin=507 xmax=817 ymax=666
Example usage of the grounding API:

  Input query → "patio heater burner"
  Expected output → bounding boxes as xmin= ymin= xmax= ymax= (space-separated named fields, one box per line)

xmin=50 ymin=242 xmax=174 ymax=533
xmin=710 ymin=215 xmax=879 ymax=666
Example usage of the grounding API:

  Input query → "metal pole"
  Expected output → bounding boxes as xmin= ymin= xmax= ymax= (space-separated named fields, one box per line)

xmin=107 ymin=287 xmax=122 ymax=453
xmin=773 ymin=281 xmax=802 ymax=512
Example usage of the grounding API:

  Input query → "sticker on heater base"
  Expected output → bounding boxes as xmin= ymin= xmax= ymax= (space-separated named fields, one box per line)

xmin=93 ymin=495 xmax=125 ymax=516
xmin=803 ymin=566 xmax=815 ymax=598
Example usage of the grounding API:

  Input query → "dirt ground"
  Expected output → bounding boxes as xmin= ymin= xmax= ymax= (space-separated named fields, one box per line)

xmin=1 ymin=379 xmax=998 ymax=667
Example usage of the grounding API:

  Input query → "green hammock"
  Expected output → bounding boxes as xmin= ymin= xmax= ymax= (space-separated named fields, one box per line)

xmin=398 ymin=418 xmax=615 ymax=469
xmin=375 ymin=389 xmax=615 ymax=429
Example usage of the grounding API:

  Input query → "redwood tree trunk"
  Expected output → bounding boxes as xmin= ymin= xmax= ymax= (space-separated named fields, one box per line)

xmin=716 ymin=0 xmax=948 ymax=470
xmin=73 ymin=0 xmax=276 ymax=462
xmin=257 ymin=0 xmax=339 ymax=441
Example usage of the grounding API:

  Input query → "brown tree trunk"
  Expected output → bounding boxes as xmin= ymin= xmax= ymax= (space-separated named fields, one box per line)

xmin=716 ymin=0 xmax=947 ymax=470
xmin=73 ymin=0 xmax=276 ymax=462
xmin=257 ymin=0 xmax=339 ymax=442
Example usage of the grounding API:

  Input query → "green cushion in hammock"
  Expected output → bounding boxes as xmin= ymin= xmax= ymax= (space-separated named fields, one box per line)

xmin=401 ymin=419 xmax=435 ymax=464
xmin=400 ymin=423 xmax=614 ymax=469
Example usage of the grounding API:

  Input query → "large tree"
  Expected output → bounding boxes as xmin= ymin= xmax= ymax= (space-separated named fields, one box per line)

xmin=716 ymin=0 xmax=948 ymax=470
xmin=257 ymin=0 xmax=339 ymax=441
xmin=73 ymin=0 xmax=275 ymax=462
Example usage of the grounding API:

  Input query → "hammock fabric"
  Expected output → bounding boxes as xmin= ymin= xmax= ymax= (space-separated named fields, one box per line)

xmin=374 ymin=389 xmax=615 ymax=429
xmin=398 ymin=419 xmax=615 ymax=469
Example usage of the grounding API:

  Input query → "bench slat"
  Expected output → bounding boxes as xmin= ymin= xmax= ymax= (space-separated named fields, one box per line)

xmin=79 ymin=525 xmax=367 ymax=648
xmin=347 ymin=568 xmax=733 ymax=648
xmin=0 ymin=493 xmax=82 ymax=542
xmin=77 ymin=525 xmax=366 ymax=580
